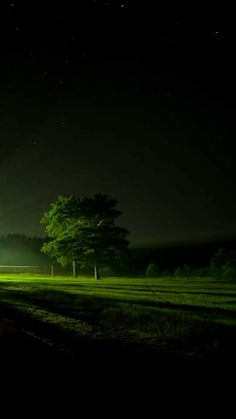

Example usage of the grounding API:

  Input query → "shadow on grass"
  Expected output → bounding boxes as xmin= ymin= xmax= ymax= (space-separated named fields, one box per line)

xmin=0 ymin=286 xmax=236 ymax=356
xmin=1 ymin=284 xmax=236 ymax=323
xmin=1 ymin=286 xmax=236 ymax=397
xmin=26 ymin=281 xmax=236 ymax=299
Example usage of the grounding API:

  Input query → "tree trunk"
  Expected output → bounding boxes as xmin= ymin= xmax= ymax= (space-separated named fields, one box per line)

xmin=94 ymin=264 xmax=100 ymax=280
xmin=72 ymin=260 xmax=78 ymax=277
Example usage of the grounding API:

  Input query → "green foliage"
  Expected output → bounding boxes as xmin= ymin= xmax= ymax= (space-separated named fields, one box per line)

xmin=222 ymin=260 xmax=236 ymax=280
xmin=99 ymin=265 xmax=115 ymax=277
xmin=145 ymin=263 xmax=158 ymax=278
xmin=209 ymin=248 xmax=236 ymax=280
xmin=40 ymin=194 xmax=129 ymax=276
xmin=209 ymin=248 xmax=227 ymax=279
xmin=174 ymin=265 xmax=193 ymax=278
xmin=192 ymin=267 xmax=209 ymax=278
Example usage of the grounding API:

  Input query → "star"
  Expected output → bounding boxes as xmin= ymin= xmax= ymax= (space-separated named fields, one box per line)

xmin=213 ymin=31 xmax=221 ymax=39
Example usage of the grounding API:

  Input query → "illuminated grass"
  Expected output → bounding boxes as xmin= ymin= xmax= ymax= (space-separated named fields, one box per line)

xmin=0 ymin=275 xmax=236 ymax=360
xmin=1 ymin=274 xmax=236 ymax=314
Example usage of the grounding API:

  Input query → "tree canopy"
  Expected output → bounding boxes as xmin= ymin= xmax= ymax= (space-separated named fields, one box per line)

xmin=40 ymin=194 xmax=129 ymax=278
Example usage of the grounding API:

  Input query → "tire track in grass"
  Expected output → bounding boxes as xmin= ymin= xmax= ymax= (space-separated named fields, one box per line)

xmin=2 ymin=298 xmax=159 ymax=385
xmin=1 ymin=297 xmax=96 ymax=362
xmin=8 ymin=299 xmax=93 ymax=335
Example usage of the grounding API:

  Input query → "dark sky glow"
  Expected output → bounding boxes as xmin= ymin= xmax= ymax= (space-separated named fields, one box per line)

xmin=0 ymin=4 xmax=236 ymax=246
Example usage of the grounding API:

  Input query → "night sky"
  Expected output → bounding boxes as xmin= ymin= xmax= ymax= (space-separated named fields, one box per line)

xmin=1 ymin=3 xmax=236 ymax=247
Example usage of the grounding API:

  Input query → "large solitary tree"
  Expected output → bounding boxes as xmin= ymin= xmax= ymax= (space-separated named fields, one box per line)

xmin=40 ymin=194 xmax=129 ymax=279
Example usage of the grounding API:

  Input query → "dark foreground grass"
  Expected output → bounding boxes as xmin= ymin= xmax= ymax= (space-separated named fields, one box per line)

xmin=0 ymin=275 xmax=236 ymax=399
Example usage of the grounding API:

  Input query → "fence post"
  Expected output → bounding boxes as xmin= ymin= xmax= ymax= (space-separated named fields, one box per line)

xmin=51 ymin=265 xmax=54 ymax=278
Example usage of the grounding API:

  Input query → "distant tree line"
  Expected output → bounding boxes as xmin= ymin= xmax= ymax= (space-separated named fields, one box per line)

xmin=145 ymin=247 xmax=236 ymax=280
xmin=1 ymin=233 xmax=236 ymax=280
xmin=0 ymin=235 xmax=47 ymax=266
xmin=208 ymin=248 xmax=236 ymax=280
xmin=0 ymin=234 xmax=69 ymax=274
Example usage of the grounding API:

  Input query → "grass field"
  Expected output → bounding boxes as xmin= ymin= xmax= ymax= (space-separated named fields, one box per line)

xmin=0 ymin=274 xmax=236 ymax=396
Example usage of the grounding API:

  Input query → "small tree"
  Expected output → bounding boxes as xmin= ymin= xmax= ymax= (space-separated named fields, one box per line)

xmin=222 ymin=260 xmax=236 ymax=280
xmin=40 ymin=194 xmax=129 ymax=279
xmin=145 ymin=263 xmax=158 ymax=278
xmin=209 ymin=248 xmax=229 ymax=279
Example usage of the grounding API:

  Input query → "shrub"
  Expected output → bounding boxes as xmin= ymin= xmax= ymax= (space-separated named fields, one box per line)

xmin=209 ymin=248 xmax=236 ymax=279
xmin=222 ymin=261 xmax=236 ymax=280
xmin=209 ymin=248 xmax=228 ymax=279
xmin=174 ymin=265 xmax=193 ymax=278
xmin=145 ymin=263 xmax=158 ymax=278
xmin=192 ymin=267 xmax=209 ymax=277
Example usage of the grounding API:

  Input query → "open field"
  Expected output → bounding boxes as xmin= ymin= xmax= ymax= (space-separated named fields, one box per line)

xmin=0 ymin=274 xmax=236 ymax=397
